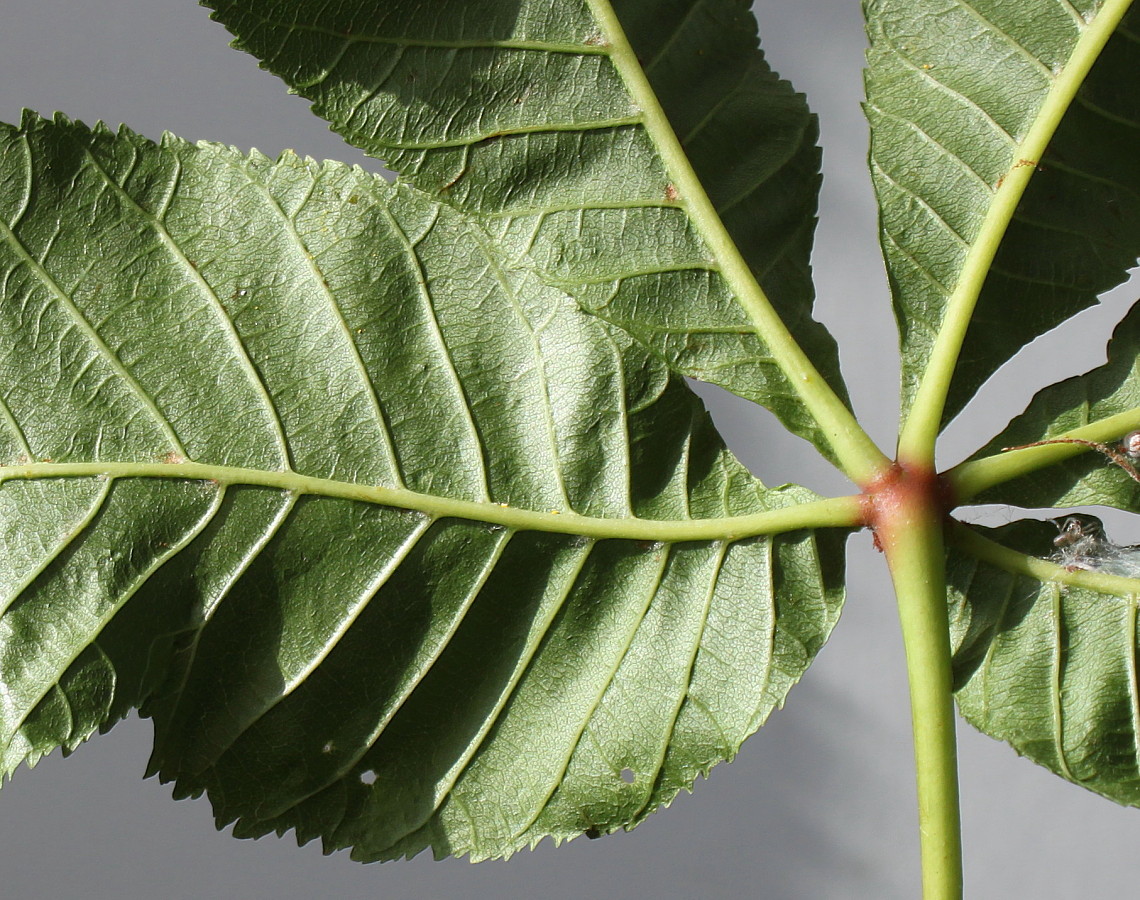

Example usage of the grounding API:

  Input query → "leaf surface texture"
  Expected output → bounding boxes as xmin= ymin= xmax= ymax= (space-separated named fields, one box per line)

xmin=205 ymin=0 xmax=849 ymax=455
xmin=0 ymin=114 xmax=847 ymax=861
xmin=866 ymin=1 xmax=1140 ymax=425
xmin=949 ymin=520 xmax=1140 ymax=805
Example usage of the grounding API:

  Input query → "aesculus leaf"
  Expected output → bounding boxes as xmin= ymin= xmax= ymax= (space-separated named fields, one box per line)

xmin=964 ymin=300 xmax=1140 ymax=512
xmin=948 ymin=521 xmax=1140 ymax=805
xmin=866 ymin=0 xmax=1140 ymax=427
xmin=0 ymin=114 xmax=849 ymax=861
xmin=203 ymin=0 xmax=851 ymax=459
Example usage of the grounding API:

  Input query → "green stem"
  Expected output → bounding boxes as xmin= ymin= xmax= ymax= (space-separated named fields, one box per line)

xmin=948 ymin=409 xmax=1140 ymax=501
xmin=586 ymin=0 xmax=890 ymax=485
xmin=0 ymin=460 xmax=865 ymax=541
xmin=948 ymin=520 xmax=1140 ymax=598
xmin=897 ymin=0 xmax=1134 ymax=461
xmin=879 ymin=497 xmax=962 ymax=900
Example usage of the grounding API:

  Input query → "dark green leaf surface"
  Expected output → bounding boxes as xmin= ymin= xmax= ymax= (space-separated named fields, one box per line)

xmin=866 ymin=1 xmax=1140 ymax=425
xmin=949 ymin=520 xmax=1140 ymax=806
xmin=203 ymin=0 xmax=849 ymax=456
xmin=0 ymin=114 xmax=846 ymax=861
xmin=970 ymin=300 xmax=1140 ymax=511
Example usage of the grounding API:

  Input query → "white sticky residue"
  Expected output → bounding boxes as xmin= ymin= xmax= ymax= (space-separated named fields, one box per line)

xmin=1052 ymin=514 xmax=1140 ymax=579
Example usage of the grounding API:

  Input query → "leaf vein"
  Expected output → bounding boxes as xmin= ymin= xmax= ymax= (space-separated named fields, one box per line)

xmin=205 ymin=513 xmax=438 ymax=773
xmin=869 ymin=106 xmax=994 ymax=192
xmin=238 ymin=14 xmax=607 ymax=56
xmin=5 ymin=483 xmax=225 ymax=748
xmin=1051 ymin=585 xmax=1075 ymax=781
xmin=512 ymin=543 xmax=674 ymax=840
xmin=1127 ymin=596 xmax=1140 ymax=784
xmin=273 ymin=527 xmax=519 ymax=825
xmin=150 ymin=490 xmax=300 ymax=762
xmin=643 ymin=0 xmax=711 ymax=74
xmin=407 ymin=538 xmax=598 ymax=846
xmin=872 ymin=161 xmax=972 ymax=250
xmin=635 ymin=540 xmax=729 ymax=819
xmin=464 ymin=224 xmax=572 ymax=508
xmin=0 ymin=197 xmax=186 ymax=456
xmin=226 ymin=160 xmax=399 ymax=481
xmin=380 ymin=204 xmax=491 ymax=500
xmin=871 ymin=42 xmax=1017 ymax=144
xmin=378 ymin=117 xmax=644 ymax=151
xmin=952 ymin=0 xmax=1058 ymax=79
xmin=79 ymin=147 xmax=291 ymax=467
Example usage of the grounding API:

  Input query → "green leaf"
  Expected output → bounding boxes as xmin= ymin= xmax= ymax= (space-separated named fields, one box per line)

xmin=948 ymin=520 xmax=1140 ymax=806
xmin=965 ymin=300 xmax=1140 ymax=511
xmin=202 ymin=0 xmax=851 ymax=458
xmin=0 ymin=113 xmax=849 ymax=861
xmin=866 ymin=0 xmax=1140 ymax=426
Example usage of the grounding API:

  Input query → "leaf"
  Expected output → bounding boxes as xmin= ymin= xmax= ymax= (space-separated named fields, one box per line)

xmin=202 ymin=0 xmax=850 ymax=457
xmin=966 ymin=299 xmax=1140 ymax=511
xmin=865 ymin=0 xmax=1140 ymax=426
xmin=948 ymin=520 xmax=1140 ymax=806
xmin=0 ymin=114 xmax=848 ymax=861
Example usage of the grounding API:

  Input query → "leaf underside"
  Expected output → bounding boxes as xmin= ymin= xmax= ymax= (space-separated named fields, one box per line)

xmin=971 ymin=298 xmax=1140 ymax=511
xmin=949 ymin=521 xmax=1140 ymax=806
xmin=13 ymin=0 xmax=1137 ymax=863
xmin=866 ymin=0 xmax=1140 ymax=426
xmin=865 ymin=0 xmax=1140 ymax=805
xmin=0 ymin=114 xmax=847 ymax=862
xmin=204 ymin=0 xmax=850 ymax=457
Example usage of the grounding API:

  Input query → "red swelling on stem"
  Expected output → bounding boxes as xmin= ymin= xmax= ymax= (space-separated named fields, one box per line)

xmin=861 ymin=461 xmax=957 ymax=552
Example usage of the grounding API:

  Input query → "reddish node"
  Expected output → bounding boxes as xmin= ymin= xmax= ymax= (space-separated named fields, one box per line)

xmin=860 ymin=460 xmax=956 ymax=547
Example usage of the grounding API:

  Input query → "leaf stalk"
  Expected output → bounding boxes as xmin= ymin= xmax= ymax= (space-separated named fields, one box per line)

xmin=948 ymin=521 xmax=1140 ymax=599
xmin=870 ymin=466 xmax=962 ymax=900
xmin=947 ymin=409 xmax=1140 ymax=501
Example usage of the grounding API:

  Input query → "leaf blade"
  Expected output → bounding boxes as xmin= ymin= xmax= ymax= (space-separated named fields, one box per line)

xmin=0 ymin=113 xmax=851 ymax=861
xmin=867 ymin=0 xmax=1140 ymax=434
xmin=202 ymin=0 xmax=862 ymax=464
xmin=948 ymin=520 xmax=1140 ymax=805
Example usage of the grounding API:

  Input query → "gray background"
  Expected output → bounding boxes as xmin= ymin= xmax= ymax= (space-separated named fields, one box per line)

xmin=1 ymin=2 xmax=1139 ymax=897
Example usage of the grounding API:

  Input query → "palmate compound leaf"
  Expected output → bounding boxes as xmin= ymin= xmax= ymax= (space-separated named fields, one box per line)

xmin=947 ymin=520 xmax=1140 ymax=805
xmin=203 ymin=0 xmax=850 ymax=459
xmin=865 ymin=0 xmax=1140 ymax=426
xmin=0 ymin=114 xmax=848 ymax=861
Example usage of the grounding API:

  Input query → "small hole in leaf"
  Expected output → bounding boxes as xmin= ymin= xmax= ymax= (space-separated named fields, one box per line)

xmin=620 ymin=767 xmax=636 ymax=784
xmin=321 ymin=741 xmax=334 ymax=754
xmin=359 ymin=770 xmax=378 ymax=785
